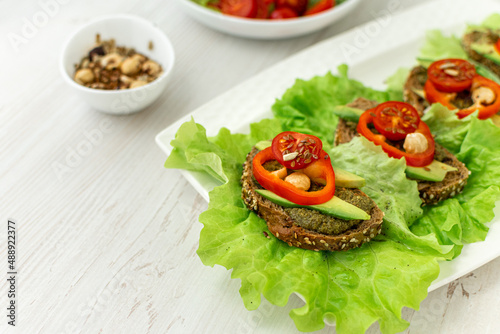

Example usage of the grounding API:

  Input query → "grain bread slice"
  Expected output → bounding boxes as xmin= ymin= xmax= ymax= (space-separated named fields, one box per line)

xmin=241 ymin=147 xmax=384 ymax=252
xmin=403 ymin=65 xmax=428 ymax=115
xmin=334 ymin=98 xmax=470 ymax=205
xmin=463 ymin=29 xmax=500 ymax=77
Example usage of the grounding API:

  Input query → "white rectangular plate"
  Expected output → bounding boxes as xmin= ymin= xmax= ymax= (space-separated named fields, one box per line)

xmin=156 ymin=0 xmax=500 ymax=292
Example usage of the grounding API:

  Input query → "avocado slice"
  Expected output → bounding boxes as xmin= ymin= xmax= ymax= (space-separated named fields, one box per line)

xmin=332 ymin=105 xmax=364 ymax=122
xmin=333 ymin=167 xmax=366 ymax=188
xmin=471 ymin=42 xmax=500 ymax=64
xmin=255 ymin=140 xmax=272 ymax=150
xmin=255 ymin=189 xmax=370 ymax=220
xmin=405 ymin=160 xmax=458 ymax=182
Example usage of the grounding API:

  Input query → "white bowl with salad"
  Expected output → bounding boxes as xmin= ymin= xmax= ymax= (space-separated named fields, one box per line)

xmin=177 ymin=0 xmax=362 ymax=39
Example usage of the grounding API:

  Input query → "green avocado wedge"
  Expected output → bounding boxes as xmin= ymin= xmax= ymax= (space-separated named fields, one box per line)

xmin=255 ymin=189 xmax=370 ymax=220
xmin=333 ymin=167 xmax=366 ymax=188
xmin=405 ymin=160 xmax=458 ymax=182
xmin=254 ymin=140 xmax=272 ymax=151
xmin=471 ymin=42 xmax=500 ymax=65
xmin=331 ymin=105 xmax=364 ymax=122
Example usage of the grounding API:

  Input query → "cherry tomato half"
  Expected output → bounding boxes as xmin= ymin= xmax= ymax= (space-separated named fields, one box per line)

xmin=427 ymin=59 xmax=477 ymax=93
xmin=220 ymin=0 xmax=257 ymax=18
xmin=271 ymin=131 xmax=322 ymax=170
xmin=372 ymin=101 xmax=420 ymax=141
xmin=255 ymin=0 xmax=273 ymax=18
xmin=270 ymin=7 xmax=298 ymax=19
xmin=304 ymin=0 xmax=334 ymax=16
xmin=275 ymin=0 xmax=307 ymax=15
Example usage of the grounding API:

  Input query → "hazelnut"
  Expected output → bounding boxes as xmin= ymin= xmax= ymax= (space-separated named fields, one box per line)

xmin=131 ymin=53 xmax=146 ymax=63
xmin=129 ymin=80 xmax=148 ymax=89
xmin=142 ymin=60 xmax=161 ymax=76
xmin=284 ymin=172 xmax=311 ymax=191
xmin=120 ymin=56 xmax=142 ymax=75
xmin=81 ymin=58 xmax=90 ymax=69
xmin=403 ymin=132 xmax=428 ymax=154
xmin=100 ymin=53 xmax=123 ymax=70
xmin=74 ymin=68 xmax=94 ymax=84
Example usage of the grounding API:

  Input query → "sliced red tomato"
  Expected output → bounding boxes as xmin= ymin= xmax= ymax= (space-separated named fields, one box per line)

xmin=275 ymin=0 xmax=307 ymax=15
xmin=495 ymin=38 xmax=500 ymax=55
xmin=270 ymin=7 xmax=298 ymax=19
xmin=252 ymin=147 xmax=335 ymax=205
xmin=427 ymin=59 xmax=476 ymax=93
xmin=271 ymin=131 xmax=322 ymax=170
xmin=255 ymin=0 xmax=273 ymax=18
xmin=220 ymin=0 xmax=257 ymax=18
xmin=357 ymin=102 xmax=435 ymax=167
xmin=304 ymin=0 xmax=334 ymax=16
xmin=372 ymin=101 xmax=420 ymax=141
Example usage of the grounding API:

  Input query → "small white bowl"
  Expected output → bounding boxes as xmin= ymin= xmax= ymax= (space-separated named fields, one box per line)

xmin=60 ymin=14 xmax=175 ymax=115
xmin=177 ymin=0 xmax=362 ymax=39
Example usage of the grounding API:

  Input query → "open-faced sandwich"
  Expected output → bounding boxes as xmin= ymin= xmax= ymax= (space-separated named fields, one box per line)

xmin=404 ymin=58 xmax=500 ymax=122
xmin=241 ymin=131 xmax=384 ymax=251
xmin=462 ymin=23 xmax=500 ymax=77
xmin=334 ymin=99 xmax=470 ymax=205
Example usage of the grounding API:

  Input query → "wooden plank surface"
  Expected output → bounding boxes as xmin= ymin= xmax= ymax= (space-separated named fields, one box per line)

xmin=1 ymin=0 xmax=499 ymax=333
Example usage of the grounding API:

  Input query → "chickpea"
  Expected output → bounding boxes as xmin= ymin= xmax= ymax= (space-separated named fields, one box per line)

xmin=74 ymin=68 xmax=94 ymax=84
xmin=472 ymin=86 xmax=495 ymax=105
xmin=403 ymin=132 xmax=428 ymax=154
xmin=131 ymin=54 xmax=146 ymax=63
xmin=284 ymin=172 xmax=311 ymax=191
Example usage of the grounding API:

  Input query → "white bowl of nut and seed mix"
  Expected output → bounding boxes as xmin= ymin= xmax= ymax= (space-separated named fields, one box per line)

xmin=60 ymin=14 xmax=175 ymax=115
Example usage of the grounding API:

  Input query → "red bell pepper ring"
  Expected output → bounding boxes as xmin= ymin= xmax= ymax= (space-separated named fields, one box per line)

xmin=424 ymin=80 xmax=456 ymax=109
xmin=357 ymin=109 xmax=435 ymax=167
xmin=455 ymin=76 xmax=500 ymax=119
xmin=252 ymin=147 xmax=335 ymax=205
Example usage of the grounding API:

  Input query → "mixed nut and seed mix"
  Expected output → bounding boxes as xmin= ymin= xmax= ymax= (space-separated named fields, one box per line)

xmin=73 ymin=34 xmax=162 ymax=90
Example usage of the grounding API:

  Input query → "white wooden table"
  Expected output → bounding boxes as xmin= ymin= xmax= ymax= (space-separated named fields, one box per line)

xmin=1 ymin=0 xmax=499 ymax=333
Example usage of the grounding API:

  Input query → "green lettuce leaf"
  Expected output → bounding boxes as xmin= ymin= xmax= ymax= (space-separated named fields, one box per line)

xmin=467 ymin=13 xmax=500 ymax=31
xmin=481 ymin=13 xmax=500 ymax=29
xmin=417 ymin=30 xmax=467 ymax=67
xmin=385 ymin=67 xmax=410 ymax=98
